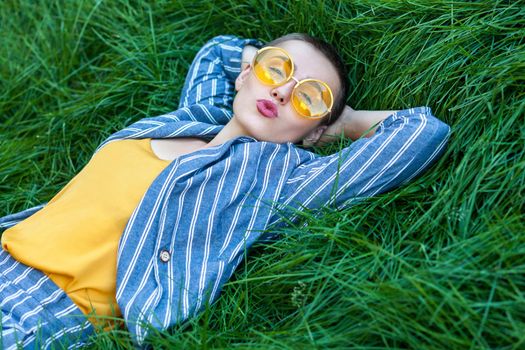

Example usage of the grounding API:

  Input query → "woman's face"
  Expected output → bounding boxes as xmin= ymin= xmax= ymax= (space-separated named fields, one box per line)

xmin=232 ymin=40 xmax=341 ymax=144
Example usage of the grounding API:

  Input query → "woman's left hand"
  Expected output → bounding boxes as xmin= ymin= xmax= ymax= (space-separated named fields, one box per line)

xmin=304 ymin=105 xmax=354 ymax=147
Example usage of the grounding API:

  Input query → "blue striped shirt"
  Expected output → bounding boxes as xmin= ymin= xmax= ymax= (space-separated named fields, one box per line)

xmin=0 ymin=35 xmax=450 ymax=343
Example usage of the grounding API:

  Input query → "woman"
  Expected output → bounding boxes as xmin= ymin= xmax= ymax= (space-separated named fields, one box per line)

xmin=0 ymin=34 xmax=450 ymax=349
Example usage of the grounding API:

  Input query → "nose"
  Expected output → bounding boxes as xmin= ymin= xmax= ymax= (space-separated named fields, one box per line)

xmin=270 ymin=78 xmax=297 ymax=105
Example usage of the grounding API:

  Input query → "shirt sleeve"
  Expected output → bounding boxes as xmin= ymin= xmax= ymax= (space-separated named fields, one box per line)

xmin=276 ymin=107 xmax=451 ymax=219
xmin=178 ymin=35 xmax=263 ymax=118
xmin=0 ymin=204 xmax=46 ymax=233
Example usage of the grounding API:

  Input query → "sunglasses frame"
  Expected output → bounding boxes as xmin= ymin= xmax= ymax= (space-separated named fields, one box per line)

xmin=251 ymin=46 xmax=334 ymax=122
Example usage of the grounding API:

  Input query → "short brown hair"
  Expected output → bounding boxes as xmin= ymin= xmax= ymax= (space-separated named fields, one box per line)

xmin=265 ymin=33 xmax=349 ymax=126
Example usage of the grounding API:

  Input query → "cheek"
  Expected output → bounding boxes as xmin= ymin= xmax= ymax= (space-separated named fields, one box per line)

xmin=285 ymin=110 xmax=315 ymax=131
xmin=232 ymin=88 xmax=251 ymax=116
xmin=233 ymin=79 xmax=258 ymax=112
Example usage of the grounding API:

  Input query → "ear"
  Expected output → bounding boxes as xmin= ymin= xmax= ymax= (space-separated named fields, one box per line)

xmin=235 ymin=65 xmax=252 ymax=91
xmin=302 ymin=125 xmax=328 ymax=147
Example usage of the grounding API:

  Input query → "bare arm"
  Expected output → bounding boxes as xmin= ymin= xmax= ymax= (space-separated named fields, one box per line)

xmin=312 ymin=106 xmax=399 ymax=146
xmin=342 ymin=106 xmax=399 ymax=140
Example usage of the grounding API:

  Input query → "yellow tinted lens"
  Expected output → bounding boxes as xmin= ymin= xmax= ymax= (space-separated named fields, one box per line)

xmin=253 ymin=48 xmax=293 ymax=85
xmin=292 ymin=80 xmax=333 ymax=118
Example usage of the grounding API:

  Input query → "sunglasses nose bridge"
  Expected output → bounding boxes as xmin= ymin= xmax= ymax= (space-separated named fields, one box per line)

xmin=289 ymin=76 xmax=300 ymax=85
xmin=271 ymin=77 xmax=297 ymax=104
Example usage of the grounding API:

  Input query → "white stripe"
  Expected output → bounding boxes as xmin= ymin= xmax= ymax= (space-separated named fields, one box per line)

xmin=294 ymin=116 xmax=407 ymax=213
xmin=283 ymin=114 xmax=398 ymax=207
xmin=199 ymin=125 xmax=220 ymax=135
xmin=355 ymin=115 xmax=426 ymax=196
xmin=183 ymin=167 xmax=213 ymax=317
xmin=167 ymin=121 xmax=201 ymax=137
xmin=163 ymin=178 xmax=194 ymax=327
xmin=182 ymin=106 xmax=198 ymax=121
xmin=134 ymin=120 xmax=165 ymax=126
xmin=12 ymin=265 xmax=33 ymax=286
xmin=54 ymin=303 xmax=78 ymax=319
xmin=122 ymin=261 xmax=154 ymax=324
xmin=228 ymin=145 xmax=281 ymax=263
xmin=224 ymin=65 xmax=240 ymax=73
xmin=19 ymin=278 xmax=59 ymax=324
xmin=141 ymin=287 xmax=161 ymax=336
xmin=197 ymin=104 xmax=218 ymax=124
xmin=43 ymin=323 xmax=85 ymax=349
xmin=402 ymin=128 xmax=449 ymax=184
xmin=0 ymin=220 xmax=20 ymax=228
xmin=1 ymin=290 xmax=25 ymax=307
xmin=183 ymin=44 xmax=206 ymax=106
xmin=5 ymin=295 xmax=31 ymax=314
xmin=117 ymin=158 xmax=182 ymax=300
xmin=24 ymin=275 xmax=48 ymax=295
xmin=210 ymin=71 xmax=217 ymax=106
xmin=196 ymin=156 xmax=232 ymax=311
xmin=304 ymin=130 xmax=394 ymax=207
xmin=0 ymin=253 xmax=12 ymax=266
xmin=218 ymin=43 xmax=242 ymax=52
xmin=219 ymin=144 xmax=253 ymax=255
xmin=210 ymin=261 xmax=225 ymax=303
xmin=2 ymin=260 xmax=21 ymax=276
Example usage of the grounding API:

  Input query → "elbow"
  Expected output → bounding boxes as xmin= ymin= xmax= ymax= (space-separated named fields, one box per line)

xmin=430 ymin=113 xmax=451 ymax=144
xmin=420 ymin=112 xmax=451 ymax=159
xmin=208 ymin=34 xmax=233 ymax=43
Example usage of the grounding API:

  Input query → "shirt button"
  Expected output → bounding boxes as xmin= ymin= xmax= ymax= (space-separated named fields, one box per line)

xmin=159 ymin=249 xmax=171 ymax=262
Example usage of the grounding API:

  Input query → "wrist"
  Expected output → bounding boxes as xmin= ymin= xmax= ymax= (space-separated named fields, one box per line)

xmin=342 ymin=108 xmax=399 ymax=140
xmin=340 ymin=106 xmax=360 ymax=141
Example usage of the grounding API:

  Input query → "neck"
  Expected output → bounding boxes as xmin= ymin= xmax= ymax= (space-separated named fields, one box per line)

xmin=205 ymin=116 xmax=252 ymax=148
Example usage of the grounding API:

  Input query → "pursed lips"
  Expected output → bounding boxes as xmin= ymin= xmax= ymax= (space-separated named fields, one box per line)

xmin=256 ymin=99 xmax=278 ymax=118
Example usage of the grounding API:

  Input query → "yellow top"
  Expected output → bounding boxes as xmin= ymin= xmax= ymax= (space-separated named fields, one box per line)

xmin=1 ymin=138 xmax=170 ymax=323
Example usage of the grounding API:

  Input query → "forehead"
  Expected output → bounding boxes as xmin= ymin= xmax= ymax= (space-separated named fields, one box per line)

xmin=275 ymin=40 xmax=341 ymax=94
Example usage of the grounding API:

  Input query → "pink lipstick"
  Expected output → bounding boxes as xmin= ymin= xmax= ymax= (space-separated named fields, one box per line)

xmin=256 ymin=99 xmax=278 ymax=118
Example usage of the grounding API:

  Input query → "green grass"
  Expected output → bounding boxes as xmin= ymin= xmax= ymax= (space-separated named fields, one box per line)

xmin=1 ymin=0 xmax=524 ymax=348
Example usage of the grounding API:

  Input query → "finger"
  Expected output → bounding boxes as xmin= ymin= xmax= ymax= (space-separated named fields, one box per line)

xmin=302 ymin=137 xmax=315 ymax=148
xmin=316 ymin=132 xmax=340 ymax=146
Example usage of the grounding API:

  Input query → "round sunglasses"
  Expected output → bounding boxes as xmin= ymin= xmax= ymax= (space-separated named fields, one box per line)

xmin=251 ymin=46 xmax=334 ymax=121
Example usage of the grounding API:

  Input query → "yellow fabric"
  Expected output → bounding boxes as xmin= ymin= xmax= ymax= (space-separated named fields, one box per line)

xmin=2 ymin=138 xmax=170 ymax=323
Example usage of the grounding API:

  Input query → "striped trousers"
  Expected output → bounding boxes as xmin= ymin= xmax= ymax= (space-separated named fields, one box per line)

xmin=0 ymin=250 xmax=95 ymax=349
